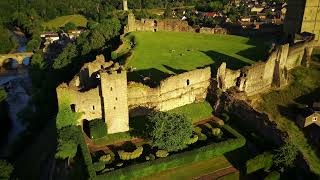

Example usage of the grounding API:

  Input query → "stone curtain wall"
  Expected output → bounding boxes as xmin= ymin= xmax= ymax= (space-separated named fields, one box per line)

xmin=127 ymin=67 xmax=211 ymax=116
xmin=217 ymin=39 xmax=315 ymax=95
xmin=125 ymin=13 xmax=227 ymax=35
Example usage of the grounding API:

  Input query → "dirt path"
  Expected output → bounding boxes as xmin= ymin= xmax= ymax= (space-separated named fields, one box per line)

xmin=194 ymin=166 xmax=238 ymax=180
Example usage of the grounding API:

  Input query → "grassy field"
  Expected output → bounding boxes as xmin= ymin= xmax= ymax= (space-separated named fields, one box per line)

xmin=140 ymin=156 xmax=233 ymax=180
xmin=168 ymin=101 xmax=213 ymax=123
xmin=125 ymin=31 xmax=269 ymax=82
xmin=256 ymin=62 xmax=320 ymax=175
xmin=42 ymin=15 xmax=88 ymax=29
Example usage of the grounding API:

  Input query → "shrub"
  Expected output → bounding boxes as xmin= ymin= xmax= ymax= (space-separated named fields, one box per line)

xmin=273 ymin=142 xmax=298 ymax=169
xmin=100 ymin=154 xmax=112 ymax=163
xmin=118 ymin=146 xmax=143 ymax=160
xmin=193 ymin=127 xmax=202 ymax=134
xmin=0 ymin=160 xmax=14 ymax=179
xmin=187 ymin=134 xmax=199 ymax=145
xmin=212 ymin=128 xmax=222 ymax=137
xmin=111 ymin=51 xmax=118 ymax=60
xmin=221 ymin=113 xmax=230 ymax=122
xmin=212 ymin=119 xmax=224 ymax=127
xmin=264 ymin=171 xmax=280 ymax=180
xmin=156 ymin=150 xmax=169 ymax=158
xmin=204 ymin=123 xmax=213 ymax=129
xmin=246 ymin=152 xmax=274 ymax=174
xmin=89 ymin=119 xmax=108 ymax=139
xmin=93 ymin=162 xmax=105 ymax=172
xmin=145 ymin=154 xmax=156 ymax=161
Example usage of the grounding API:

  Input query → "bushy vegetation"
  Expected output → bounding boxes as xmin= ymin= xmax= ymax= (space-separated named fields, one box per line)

xmin=257 ymin=64 xmax=320 ymax=175
xmin=246 ymin=152 xmax=274 ymax=174
xmin=95 ymin=125 xmax=245 ymax=180
xmin=273 ymin=141 xmax=298 ymax=169
xmin=118 ymin=146 xmax=143 ymax=160
xmin=0 ymin=26 xmax=18 ymax=53
xmin=88 ymin=119 xmax=108 ymax=139
xmin=56 ymin=101 xmax=82 ymax=129
xmin=264 ymin=171 xmax=280 ymax=180
xmin=146 ymin=111 xmax=193 ymax=152
xmin=156 ymin=150 xmax=169 ymax=158
xmin=0 ymin=160 xmax=14 ymax=180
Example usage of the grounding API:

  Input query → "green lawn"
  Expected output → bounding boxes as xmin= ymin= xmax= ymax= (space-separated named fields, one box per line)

xmin=140 ymin=156 xmax=233 ymax=180
xmin=42 ymin=15 xmax=88 ymax=29
xmin=257 ymin=62 xmax=320 ymax=175
xmin=168 ymin=101 xmax=213 ymax=123
xmin=125 ymin=31 xmax=269 ymax=82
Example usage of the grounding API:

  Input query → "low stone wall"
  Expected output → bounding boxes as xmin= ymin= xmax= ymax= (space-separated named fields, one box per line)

xmin=128 ymin=67 xmax=211 ymax=116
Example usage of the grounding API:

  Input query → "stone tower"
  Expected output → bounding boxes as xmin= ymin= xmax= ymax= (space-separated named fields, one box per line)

xmin=123 ymin=0 xmax=128 ymax=11
xmin=284 ymin=0 xmax=320 ymax=44
xmin=126 ymin=13 xmax=136 ymax=33
xmin=100 ymin=67 xmax=129 ymax=134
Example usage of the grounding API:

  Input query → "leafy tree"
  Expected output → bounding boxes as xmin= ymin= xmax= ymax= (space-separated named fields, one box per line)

xmin=0 ymin=88 xmax=6 ymax=102
xmin=0 ymin=26 xmax=18 ymax=54
xmin=63 ymin=22 xmax=77 ymax=32
xmin=273 ymin=141 xmax=298 ymax=168
xmin=31 ymin=53 xmax=46 ymax=70
xmin=146 ymin=111 xmax=192 ymax=152
xmin=0 ymin=160 xmax=13 ymax=180
xmin=53 ymin=43 xmax=78 ymax=70
xmin=56 ymin=102 xmax=82 ymax=129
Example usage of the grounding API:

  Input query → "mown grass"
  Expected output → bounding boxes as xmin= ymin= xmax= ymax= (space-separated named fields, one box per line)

xmin=168 ymin=101 xmax=213 ymax=123
xmin=125 ymin=31 xmax=269 ymax=77
xmin=140 ymin=156 xmax=232 ymax=180
xmin=257 ymin=63 xmax=320 ymax=175
xmin=42 ymin=15 xmax=88 ymax=29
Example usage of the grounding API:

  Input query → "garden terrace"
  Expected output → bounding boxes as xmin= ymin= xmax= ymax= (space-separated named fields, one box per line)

xmin=124 ymin=31 xmax=269 ymax=83
xmin=90 ymin=122 xmax=245 ymax=179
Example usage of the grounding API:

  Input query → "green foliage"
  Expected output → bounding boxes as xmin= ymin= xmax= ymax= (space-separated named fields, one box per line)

xmin=93 ymin=162 xmax=105 ymax=172
xmin=0 ymin=26 xmax=18 ymax=53
xmin=31 ymin=53 xmax=46 ymax=70
xmin=99 ymin=154 xmax=112 ymax=163
xmin=89 ymin=119 xmax=108 ymax=139
xmin=221 ymin=113 xmax=230 ymax=122
xmin=145 ymin=154 xmax=156 ymax=161
xmin=194 ymin=127 xmax=207 ymax=141
xmin=63 ymin=22 xmax=77 ymax=32
xmin=187 ymin=134 xmax=199 ymax=145
xmin=111 ymin=51 xmax=118 ymax=60
xmin=156 ymin=150 xmax=169 ymax=158
xmin=146 ymin=111 xmax=192 ymax=152
xmin=55 ymin=141 xmax=77 ymax=160
xmin=118 ymin=146 xmax=143 ymax=160
xmin=212 ymin=128 xmax=222 ymax=137
xmin=0 ymin=88 xmax=6 ymax=102
xmin=95 ymin=125 xmax=245 ymax=180
xmin=273 ymin=142 xmax=298 ymax=169
xmin=56 ymin=101 xmax=82 ymax=129
xmin=0 ymin=160 xmax=13 ymax=180
xmin=264 ymin=171 xmax=280 ymax=180
xmin=246 ymin=152 xmax=274 ymax=174
xmin=53 ymin=43 xmax=78 ymax=70
xmin=26 ymin=35 xmax=41 ymax=51
xmin=93 ymin=131 xmax=132 ymax=145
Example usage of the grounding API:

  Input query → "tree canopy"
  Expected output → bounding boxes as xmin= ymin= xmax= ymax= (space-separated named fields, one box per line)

xmin=146 ymin=111 xmax=193 ymax=152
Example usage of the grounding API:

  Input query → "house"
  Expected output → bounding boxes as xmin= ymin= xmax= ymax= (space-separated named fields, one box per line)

xmin=297 ymin=104 xmax=320 ymax=128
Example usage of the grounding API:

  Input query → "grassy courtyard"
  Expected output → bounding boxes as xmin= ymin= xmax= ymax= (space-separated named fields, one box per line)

xmin=256 ymin=62 xmax=320 ymax=175
xmin=125 ymin=31 xmax=269 ymax=82
xmin=42 ymin=15 xmax=88 ymax=29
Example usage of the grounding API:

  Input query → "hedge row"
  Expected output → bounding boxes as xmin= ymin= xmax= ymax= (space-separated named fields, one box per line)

xmin=94 ymin=125 xmax=245 ymax=180
xmin=89 ymin=119 xmax=108 ymax=139
xmin=246 ymin=151 xmax=274 ymax=174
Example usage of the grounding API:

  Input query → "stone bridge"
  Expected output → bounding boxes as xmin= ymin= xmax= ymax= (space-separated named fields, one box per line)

xmin=0 ymin=52 xmax=33 ymax=68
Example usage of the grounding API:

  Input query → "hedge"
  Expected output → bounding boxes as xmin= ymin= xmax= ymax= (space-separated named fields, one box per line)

xmin=264 ymin=171 xmax=280 ymax=180
xmin=94 ymin=125 xmax=245 ymax=180
xmin=246 ymin=151 xmax=274 ymax=174
xmin=89 ymin=119 xmax=108 ymax=139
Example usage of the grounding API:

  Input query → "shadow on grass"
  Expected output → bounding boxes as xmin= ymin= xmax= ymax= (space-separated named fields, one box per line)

xmin=236 ymin=38 xmax=270 ymax=62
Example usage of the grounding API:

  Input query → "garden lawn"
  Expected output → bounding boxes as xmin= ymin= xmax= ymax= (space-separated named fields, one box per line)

xmin=140 ymin=156 xmax=233 ymax=180
xmin=125 ymin=31 xmax=269 ymax=80
xmin=168 ymin=101 xmax=213 ymax=123
xmin=257 ymin=62 xmax=320 ymax=175
xmin=42 ymin=15 xmax=88 ymax=29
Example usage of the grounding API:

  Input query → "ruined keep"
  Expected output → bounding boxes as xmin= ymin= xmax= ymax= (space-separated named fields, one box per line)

xmin=56 ymin=55 xmax=211 ymax=134
xmin=284 ymin=0 xmax=320 ymax=45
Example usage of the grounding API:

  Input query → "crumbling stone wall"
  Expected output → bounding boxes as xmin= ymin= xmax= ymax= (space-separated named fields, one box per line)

xmin=125 ymin=13 xmax=227 ymax=35
xmin=127 ymin=67 xmax=211 ymax=116
xmin=217 ymin=38 xmax=314 ymax=96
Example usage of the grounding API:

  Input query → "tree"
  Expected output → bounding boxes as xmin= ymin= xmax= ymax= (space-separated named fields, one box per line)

xmin=52 ymin=43 xmax=78 ymax=70
xmin=273 ymin=141 xmax=298 ymax=169
xmin=0 ymin=160 xmax=13 ymax=180
xmin=0 ymin=26 xmax=18 ymax=54
xmin=63 ymin=22 xmax=77 ymax=32
xmin=146 ymin=111 xmax=192 ymax=152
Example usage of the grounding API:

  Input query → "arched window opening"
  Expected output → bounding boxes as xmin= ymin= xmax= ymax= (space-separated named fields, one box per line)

xmin=70 ymin=104 xmax=76 ymax=112
xmin=187 ymin=79 xmax=190 ymax=86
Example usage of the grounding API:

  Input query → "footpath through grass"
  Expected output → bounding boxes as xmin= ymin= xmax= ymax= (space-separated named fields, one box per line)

xmin=42 ymin=15 xmax=88 ymax=29
xmin=257 ymin=63 xmax=320 ymax=175
xmin=125 ymin=31 xmax=269 ymax=79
